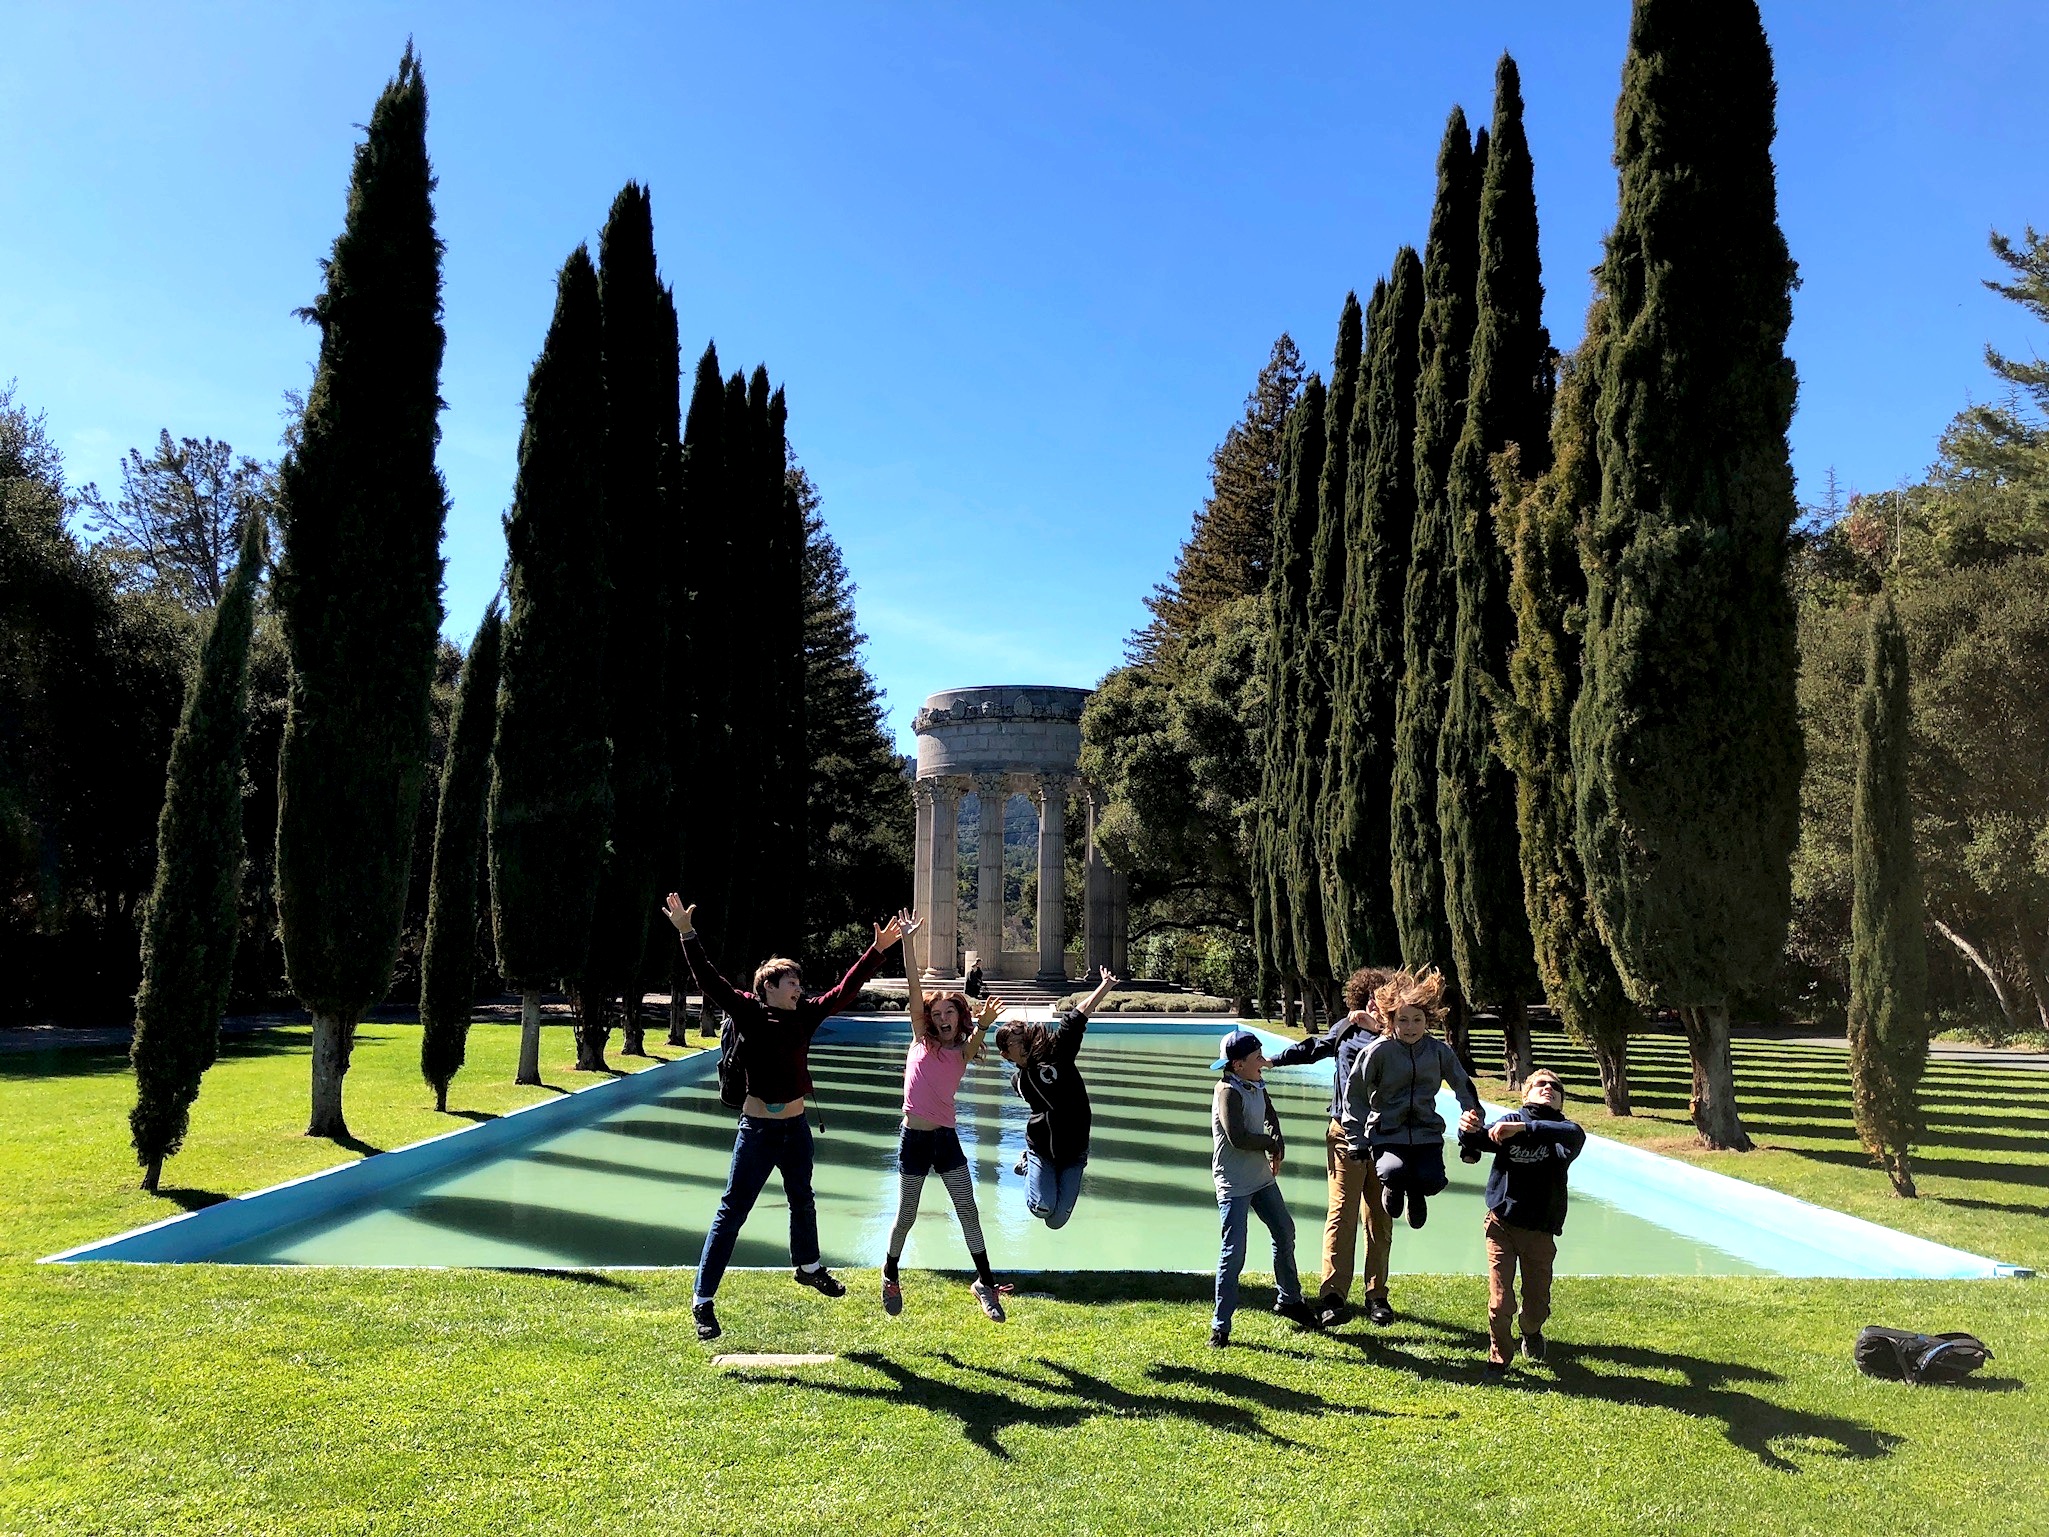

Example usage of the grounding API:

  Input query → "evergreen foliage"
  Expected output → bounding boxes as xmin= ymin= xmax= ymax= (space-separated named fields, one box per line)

xmin=672 ymin=344 xmax=731 ymax=983
xmin=1945 ymin=226 xmax=2049 ymax=512
xmin=489 ymin=245 xmax=613 ymax=1084
xmin=758 ymin=382 xmax=808 ymax=950
xmin=1575 ymin=0 xmax=1803 ymax=1149
xmin=1253 ymin=378 xmax=1326 ymax=1007
xmin=128 ymin=518 xmax=265 ymax=1190
xmin=1495 ymin=305 xmax=1639 ymax=1113
xmin=574 ymin=182 xmax=673 ymax=1072
xmin=1324 ymin=251 xmax=1424 ymax=972
xmin=1135 ymin=335 xmax=1304 ymax=669
xmin=1391 ymin=108 xmax=1481 ymax=1015
xmin=1847 ymin=591 xmax=1927 ymax=1196
xmin=1440 ymin=54 xmax=1546 ymax=1084
xmin=419 ymin=605 xmax=502 ymax=1111
xmin=272 ymin=45 xmax=450 ymax=1139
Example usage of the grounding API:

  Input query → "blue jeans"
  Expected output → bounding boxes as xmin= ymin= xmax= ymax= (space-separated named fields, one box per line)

xmin=1024 ymin=1150 xmax=1086 ymax=1229
xmin=1373 ymin=1139 xmax=1447 ymax=1200
xmin=695 ymin=1115 xmax=818 ymax=1300
xmin=1214 ymin=1181 xmax=1302 ymax=1333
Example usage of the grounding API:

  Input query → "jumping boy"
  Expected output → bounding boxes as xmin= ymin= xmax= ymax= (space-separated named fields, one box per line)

xmin=1340 ymin=968 xmax=1480 ymax=1233
xmin=1457 ymin=1067 xmax=1586 ymax=1378
xmin=1208 ymin=1028 xmax=1318 ymax=1347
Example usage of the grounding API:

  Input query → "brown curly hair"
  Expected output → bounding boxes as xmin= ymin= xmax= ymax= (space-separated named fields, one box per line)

xmin=1343 ymin=966 xmax=1394 ymax=1012
xmin=993 ymin=1019 xmax=1056 ymax=1064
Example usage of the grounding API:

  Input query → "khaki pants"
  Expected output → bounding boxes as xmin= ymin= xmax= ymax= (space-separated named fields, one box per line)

xmin=1484 ymin=1212 xmax=1556 ymax=1364
xmin=1320 ymin=1118 xmax=1392 ymax=1305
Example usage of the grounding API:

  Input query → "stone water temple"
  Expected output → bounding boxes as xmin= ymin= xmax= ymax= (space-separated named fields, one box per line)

xmin=910 ymin=686 xmax=1128 ymax=988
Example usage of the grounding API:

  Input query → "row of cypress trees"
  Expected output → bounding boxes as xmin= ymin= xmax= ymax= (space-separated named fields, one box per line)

xmin=1253 ymin=0 xmax=1810 ymax=1149
xmin=129 ymin=46 xmax=821 ymax=1164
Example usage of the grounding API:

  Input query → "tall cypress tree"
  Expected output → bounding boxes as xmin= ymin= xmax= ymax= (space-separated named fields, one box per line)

xmin=1848 ymin=591 xmax=1927 ymax=1196
xmin=1256 ymin=378 xmax=1325 ymax=1017
xmin=1285 ymin=300 xmax=1361 ymax=1014
xmin=129 ymin=518 xmax=264 ymax=1191
xmin=574 ymin=183 xmax=673 ymax=1072
xmin=1575 ymin=0 xmax=1803 ymax=1151
xmin=1325 ymin=250 xmax=1424 ymax=973
xmin=710 ymin=368 xmax=761 ymax=972
xmin=489 ymin=246 xmax=612 ymax=1087
xmin=420 ymin=604 xmax=502 ymax=1111
xmin=273 ymin=46 xmax=449 ymax=1139
xmin=648 ymin=283 xmax=691 ymax=1047
xmin=1441 ymin=55 xmax=1547 ymax=1089
xmin=1496 ymin=300 xmax=1638 ymax=1113
xmin=759 ymin=381 xmax=808 ymax=950
xmin=1391 ymin=107 xmax=1482 ymax=1065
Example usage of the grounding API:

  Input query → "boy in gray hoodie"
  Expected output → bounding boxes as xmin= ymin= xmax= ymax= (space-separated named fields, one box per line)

xmin=1209 ymin=1029 xmax=1318 ymax=1347
xmin=1340 ymin=968 xmax=1481 ymax=1232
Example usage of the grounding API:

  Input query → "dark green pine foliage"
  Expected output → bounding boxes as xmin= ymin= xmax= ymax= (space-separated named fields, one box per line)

xmin=1848 ymin=591 xmax=1927 ymax=1197
xmin=758 ymin=381 xmax=808 ymax=950
xmin=1255 ymin=378 xmax=1326 ymax=1014
xmin=708 ymin=369 xmax=763 ymax=971
xmin=576 ymin=182 xmax=674 ymax=1072
xmin=1575 ymin=0 xmax=1803 ymax=1151
xmin=648 ymin=284 xmax=694 ymax=1046
xmin=1441 ymin=55 xmax=1546 ymax=1088
xmin=1496 ymin=302 xmax=1638 ymax=1114
xmin=272 ymin=46 xmax=449 ymax=1140
xmin=419 ymin=604 xmax=502 ymax=1111
xmin=129 ymin=519 xmax=265 ymax=1191
xmin=1391 ymin=108 xmax=1482 ymax=1038
xmin=489 ymin=246 xmax=612 ymax=1087
xmin=1287 ymin=298 xmax=1362 ymax=1011
xmin=1324 ymin=250 xmax=1425 ymax=972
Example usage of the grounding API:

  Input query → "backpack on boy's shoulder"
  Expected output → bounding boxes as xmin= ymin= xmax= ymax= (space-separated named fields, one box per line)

xmin=713 ymin=1014 xmax=748 ymax=1110
xmin=1853 ymin=1326 xmax=1994 ymax=1385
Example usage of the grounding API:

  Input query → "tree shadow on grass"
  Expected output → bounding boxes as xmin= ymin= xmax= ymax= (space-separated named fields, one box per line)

xmin=442 ymin=1109 xmax=499 ymax=1123
xmin=315 ymin=1131 xmax=386 ymax=1158
xmin=1929 ymin=1193 xmax=2049 ymax=1220
xmin=1327 ymin=1309 xmax=1899 ymax=1474
xmin=154 ymin=1187 xmax=231 ymax=1213
xmin=491 ymin=1266 xmax=639 ymax=1291
xmin=738 ymin=1347 xmax=1430 ymax=1460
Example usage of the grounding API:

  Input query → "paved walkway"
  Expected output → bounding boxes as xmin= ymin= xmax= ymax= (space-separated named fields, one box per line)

xmin=1769 ymin=1033 xmax=2049 ymax=1073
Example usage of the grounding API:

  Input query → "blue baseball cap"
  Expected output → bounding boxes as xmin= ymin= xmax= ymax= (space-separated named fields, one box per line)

xmin=1211 ymin=1029 xmax=1265 ymax=1070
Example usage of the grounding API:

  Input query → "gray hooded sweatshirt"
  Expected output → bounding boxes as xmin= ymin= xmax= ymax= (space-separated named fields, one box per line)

xmin=1341 ymin=1033 xmax=1480 ymax=1155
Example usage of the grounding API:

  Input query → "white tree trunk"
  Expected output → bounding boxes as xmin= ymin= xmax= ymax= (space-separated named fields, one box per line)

xmin=516 ymin=989 xmax=542 ymax=1085
xmin=1933 ymin=919 xmax=2029 ymax=1036
xmin=307 ymin=1009 xmax=356 ymax=1140
xmin=1680 ymin=1001 xmax=1752 ymax=1151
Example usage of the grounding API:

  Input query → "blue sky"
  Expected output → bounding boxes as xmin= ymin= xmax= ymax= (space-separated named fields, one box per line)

xmin=5 ymin=2 xmax=2044 ymax=751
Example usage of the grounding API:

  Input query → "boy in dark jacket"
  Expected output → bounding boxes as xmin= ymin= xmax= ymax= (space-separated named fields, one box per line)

xmin=1457 ymin=1067 xmax=1586 ymax=1376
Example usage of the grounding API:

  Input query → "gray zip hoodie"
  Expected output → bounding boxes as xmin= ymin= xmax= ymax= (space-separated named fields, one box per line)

xmin=1341 ymin=1033 xmax=1480 ymax=1155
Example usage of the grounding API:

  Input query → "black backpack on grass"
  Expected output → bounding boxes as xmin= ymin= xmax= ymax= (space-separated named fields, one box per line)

xmin=1853 ymin=1326 xmax=1993 ymax=1385
xmin=713 ymin=1014 xmax=748 ymax=1110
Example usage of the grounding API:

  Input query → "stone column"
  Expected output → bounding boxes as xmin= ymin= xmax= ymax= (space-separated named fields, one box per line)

xmin=927 ymin=778 xmax=961 ymax=979
xmin=1036 ymin=773 xmax=1069 ymax=987
xmin=972 ymin=772 xmax=1008 ymax=979
xmin=1084 ymin=789 xmax=1111 ymax=978
xmin=912 ymin=779 xmax=935 ymax=943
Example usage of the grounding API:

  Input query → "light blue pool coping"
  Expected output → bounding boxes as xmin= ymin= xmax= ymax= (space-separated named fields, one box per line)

xmin=45 ymin=1015 xmax=2032 ymax=1278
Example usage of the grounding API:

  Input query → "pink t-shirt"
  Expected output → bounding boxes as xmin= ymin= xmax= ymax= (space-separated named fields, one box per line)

xmin=903 ymin=1035 xmax=971 ymax=1127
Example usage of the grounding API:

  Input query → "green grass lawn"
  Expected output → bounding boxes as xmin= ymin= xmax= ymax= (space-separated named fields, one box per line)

xmin=2 ymin=1019 xmax=2044 ymax=1536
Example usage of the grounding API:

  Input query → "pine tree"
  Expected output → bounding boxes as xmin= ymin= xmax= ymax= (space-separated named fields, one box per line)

xmin=1496 ymin=301 xmax=1638 ymax=1113
xmin=1392 ymin=107 xmax=1482 ymax=1066
xmin=1441 ymin=55 xmax=1547 ymax=1089
xmin=129 ymin=519 xmax=264 ymax=1191
xmin=1256 ymin=378 xmax=1325 ymax=1016
xmin=647 ymin=281 xmax=689 ymax=1048
xmin=273 ymin=46 xmax=450 ymax=1139
xmin=1325 ymin=250 xmax=1424 ymax=972
xmin=1848 ymin=591 xmax=1927 ymax=1196
xmin=574 ymin=182 xmax=673 ymax=1073
xmin=760 ymin=383 xmax=808 ymax=950
xmin=710 ymin=369 xmax=761 ymax=971
xmin=419 ymin=604 xmax=502 ymax=1111
xmin=489 ymin=245 xmax=612 ymax=1087
xmin=1286 ymin=298 xmax=1362 ymax=1014
xmin=1575 ymin=0 xmax=1803 ymax=1151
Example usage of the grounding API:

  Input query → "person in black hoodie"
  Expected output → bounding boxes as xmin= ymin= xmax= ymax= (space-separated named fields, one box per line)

xmin=1457 ymin=1067 xmax=1586 ymax=1377
xmin=992 ymin=966 xmax=1119 ymax=1228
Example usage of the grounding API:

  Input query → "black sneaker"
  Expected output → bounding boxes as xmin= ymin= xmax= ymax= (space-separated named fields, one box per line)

xmin=1407 ymin=1189 xmax=1428 ymax=1229
xmin=1366 ymin=1296 xmax=1395 ymax=1327
xmin=692 ymin=1300 xmax=721 ymax=1342
xmin=1208 ymin=1325 xmax=1230 ymax=1348
xmin=1482 ymin=1359 xmax=1508 ymax=1382
xmin=1314 ymin=1301 xmax=1352 ymax=1330
xmin=1381 ymin=1184 xmax=1404 ymax=1219
xmin=794 ymin=1265 xmax=846 ymax=1298
xmin=1273 ymin=1297 xmax=1321 ymax=1329
xmin=1523 ymin=1332 xmax=1546 ymax=1362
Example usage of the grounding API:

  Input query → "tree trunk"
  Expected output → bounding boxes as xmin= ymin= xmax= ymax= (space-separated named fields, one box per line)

xmin=1280 ymin=975 xmax=1298 ymax=1031
xmin=667 ymin=950 xmax=691 ymax=1046
xmin=2013 ymin=921 xmax=2049 ymax=1035
xmin=1591 ymin=1029 xmax=1632 ymax=1116
xmin=307 ymin=1008 xmax=356 ymax=1139
xmin=1445 ymin=989 xmax=1477 ymax=1079
xmin=1679 ymin=1001 xmax=1751 ymax=1151
xmin=1500 ymin=996 xmax=1533 ymax=1095
xmin=1232 ymin=993 xmax=1252 ymax=1020
xmin=1933 ymin=918 xmax=2030 ymax=1036
xmin=620 ymin=990 xmax=647 ymax=1057
xmin=573 ymin=989 xmax=611 ymax=1073
xmin=1888 ymin=1150 xmax=1917 ymax=1199
xmin=141 ymin=1155 xmax=162 ymax=1193
xmin=515 ymin=988 xmax=543 ymax=1085
xmin=434 ymin=1082 xmax=448 ymax=1113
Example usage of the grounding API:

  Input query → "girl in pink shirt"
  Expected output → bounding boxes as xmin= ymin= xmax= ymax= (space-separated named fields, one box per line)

xmin=885 ymin=918 xmax=1008 ymax=1321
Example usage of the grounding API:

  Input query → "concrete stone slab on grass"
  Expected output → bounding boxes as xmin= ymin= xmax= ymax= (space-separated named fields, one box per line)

xmin=712 ymin=1353 xmax=838 ymax=1368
